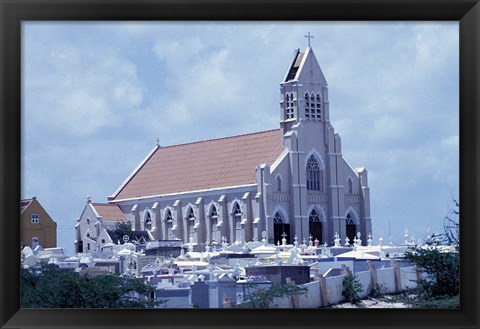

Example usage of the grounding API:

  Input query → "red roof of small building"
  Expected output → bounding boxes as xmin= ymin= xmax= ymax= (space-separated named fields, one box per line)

xmin=91 ymin=203 xmax=128 ymax=221
xmin=111 ymin=129 xmax=284 ymax=201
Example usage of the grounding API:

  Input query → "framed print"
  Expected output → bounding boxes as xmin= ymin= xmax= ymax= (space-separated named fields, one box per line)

xmin=1 ymin=0 xmax=479 ymax=328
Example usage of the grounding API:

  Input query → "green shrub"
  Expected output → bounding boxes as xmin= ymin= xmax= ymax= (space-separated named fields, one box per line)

xmin=342 ymin=275 xmax=362 ymax=304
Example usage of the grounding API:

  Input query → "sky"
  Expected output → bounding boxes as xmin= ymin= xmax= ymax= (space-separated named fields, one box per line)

xmin=21 ymin=22 xmax=459 ymax=256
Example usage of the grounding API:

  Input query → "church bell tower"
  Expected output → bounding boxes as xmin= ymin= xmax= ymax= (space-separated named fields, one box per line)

xmin=279 ymin=35 xmax=330 ymax=145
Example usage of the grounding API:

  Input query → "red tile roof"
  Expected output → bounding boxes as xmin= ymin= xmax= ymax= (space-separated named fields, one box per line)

xmin=92 ymin=203 xmax=128 ymax=221
xmin=111 ymin=129 xmax=284 ymax=201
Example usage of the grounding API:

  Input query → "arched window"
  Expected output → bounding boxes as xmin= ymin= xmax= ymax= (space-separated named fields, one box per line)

xmin=233 ymin=202 xmax=242 ymax=230
xmin=347 ymin=178 xmax=353 ymax=193
xmin=273 ymin=212 xmax=283 ymax=223
xmin=276 ymin=175 xmax=282 ymax=192
xmin=309 ymin=209 xmax=320 ymax=222
xmin=232 ymin=202 xmax=243 ymax=242
xmin=305 ymin=92 xmax=310 ymax=119
xmin=306 ymin=155 xmax=322 ymax=191
xmin=165 ymin=209 xmax=173 ymax=240
xmin=144 ymin=211 xmax=152 ymax=231
xmin=315 ymin=93 xmax=322 ymax=120
xmin=285 ymin=93 xmax=295 ymax=120
xmin=210 ymin=205 xmax=219 ymax=243
xmin=186 ymin=207 xmax=195 ymax=240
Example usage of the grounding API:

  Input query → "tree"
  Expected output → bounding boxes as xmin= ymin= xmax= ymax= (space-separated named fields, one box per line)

xmin=108 ymin=221 xmax=136 ymax=244
xmin=21 ymin=263 xmax=158 ymax=308
xmin=403 ymin=199 xmax=459 ymax=307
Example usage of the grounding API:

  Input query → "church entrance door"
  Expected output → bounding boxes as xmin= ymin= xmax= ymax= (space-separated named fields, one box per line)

xmin=346 ymin=213 xmax=356 ymax=245
xmin=346 ymin=224 xmax=356 ymax=245
xmin=309 ymin=221 xmax=323 ymax=244
xmin=274 ymin=223 xmax=290 ymax=245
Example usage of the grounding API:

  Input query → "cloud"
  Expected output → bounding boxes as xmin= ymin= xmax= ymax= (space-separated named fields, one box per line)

xmin=23 ymin=26 xmax=145 ymax=138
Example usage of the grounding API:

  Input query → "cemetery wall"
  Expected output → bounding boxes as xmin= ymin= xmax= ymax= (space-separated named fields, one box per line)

xmin=355 ymin=270 xmax=372 ymax=299
xmin=296 ymin=281 xmax=321 ymax=308
xmin=268 ymin=265 xmax=418 ymax=308
xmin=376 ymin=268 xmax=396 ymax=293
xmin=324 ymin=275 xmax=345 ymax=305
xmin=399 ymin=266 xmax=418 ymax=290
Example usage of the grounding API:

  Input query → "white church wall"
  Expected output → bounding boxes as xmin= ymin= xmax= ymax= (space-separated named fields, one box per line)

xmin=113 ymin=184 xmax=259 ymax=245
xmin=76 ymin=203 xmax=100 ymax=253
xmin=267 ymin=152 xmax=294 ymax=243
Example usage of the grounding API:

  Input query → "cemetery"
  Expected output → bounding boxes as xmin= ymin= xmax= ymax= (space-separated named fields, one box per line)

xmin=21 ymin=229 xmax=428 ymax=308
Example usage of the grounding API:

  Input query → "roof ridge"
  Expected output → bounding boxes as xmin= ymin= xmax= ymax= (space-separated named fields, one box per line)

xmin=159 ymin=128 xmax=280 ymax=149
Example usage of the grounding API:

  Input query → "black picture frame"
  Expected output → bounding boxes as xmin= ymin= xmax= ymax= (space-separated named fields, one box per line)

xmin=1 ymin=0 xmax=478 ymax=328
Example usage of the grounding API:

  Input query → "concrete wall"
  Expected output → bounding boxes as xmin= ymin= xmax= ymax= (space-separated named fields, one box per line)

xmin=400 ymin=266 xmax=418 ymax=290
xmin=355 ymin=270 xmax=372 ymax=299
xmin=376 ymin=268 xmax=396 ymax=294
xmin=325 ymin=275 xmax=345 ymax=305
xmin=271 ymin=265 xmax=418 ymax=308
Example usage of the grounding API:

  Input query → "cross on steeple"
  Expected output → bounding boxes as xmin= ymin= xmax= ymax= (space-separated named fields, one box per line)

xmin=304 ymin=32 xmax=314 ymax=47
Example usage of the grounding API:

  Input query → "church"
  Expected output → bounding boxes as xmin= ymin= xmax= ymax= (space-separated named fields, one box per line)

xmin=75 ymin=39 xmax=372 ymax=253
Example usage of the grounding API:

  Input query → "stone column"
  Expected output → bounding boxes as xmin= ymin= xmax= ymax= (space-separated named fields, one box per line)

xmin=195 ymin=197 xmax=205 ymax=244
xmin=391 ymin=259 xmax=402 ymax=293
xmin=152 ymin=202 xmax=162 ymax=240
xmin=172 ymin=199 xmax=183 ymax=241
xmin=319 ymin=274 xmax=328 ymax=307
xmin=367 ymin=261 xmax=378 ymax=293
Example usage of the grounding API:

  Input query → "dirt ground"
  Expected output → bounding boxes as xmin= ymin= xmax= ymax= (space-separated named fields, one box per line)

xmin=327 ymin=295 xmax=409 ymax=308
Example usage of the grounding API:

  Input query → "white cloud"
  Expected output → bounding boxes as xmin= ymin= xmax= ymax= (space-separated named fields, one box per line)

xmin=23 ymin=28 xmax=145 ymax=138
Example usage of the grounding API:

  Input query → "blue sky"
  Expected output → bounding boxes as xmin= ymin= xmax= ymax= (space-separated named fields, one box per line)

xmin=22 ymin=22 xmax=459 ymax=255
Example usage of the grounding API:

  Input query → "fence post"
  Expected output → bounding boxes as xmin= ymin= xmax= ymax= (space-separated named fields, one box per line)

xmin=286 ymin=278 xmax=299 ymax=308
xmin=367 ymin=261 xmax=378 ymax=294
xmin=222 ymin=295 xmax=233 ymax=308
xmin=318 ymin=274 xmax=328 ymax=307
xmin=390 ymin=259 xmax=401 ymax=292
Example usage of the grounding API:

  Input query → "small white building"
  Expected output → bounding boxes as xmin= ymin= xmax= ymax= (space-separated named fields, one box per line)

xmin=75 ymin=197 xmax=133 ymax=253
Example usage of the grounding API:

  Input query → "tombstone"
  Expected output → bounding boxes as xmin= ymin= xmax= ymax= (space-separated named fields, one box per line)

xmin=356 ymin=232 xmax=362 ymax=246
xmin=261 ymin=231 xmax=267 ymax=246
xmin=281 ymin=232 xmax=288 ymax=251
xmin=334 ymin=232 xmax=341 ymax=247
